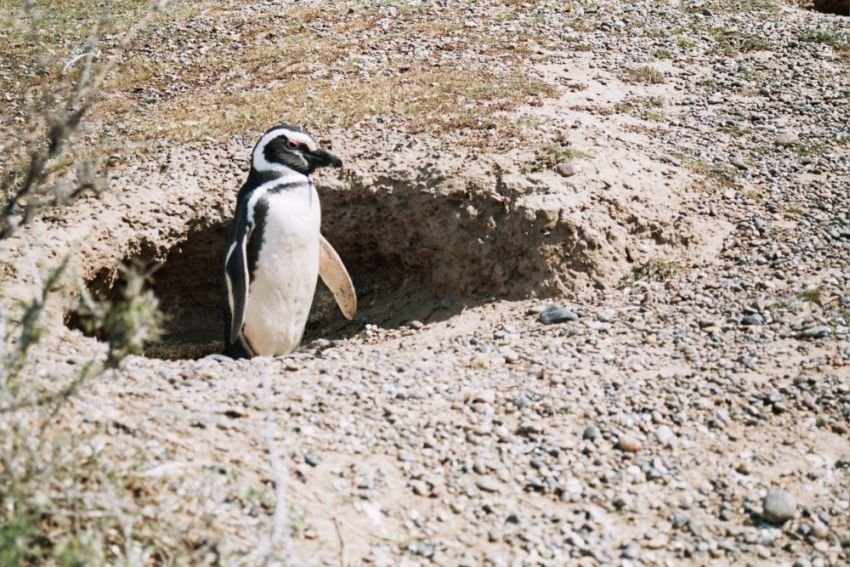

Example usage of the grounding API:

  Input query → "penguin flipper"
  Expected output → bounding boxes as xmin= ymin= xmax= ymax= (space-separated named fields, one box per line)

xmin=318 ymin=234 xmax=357 ymax=320
xmin=224 ymin=225 xmax=251 ymax=344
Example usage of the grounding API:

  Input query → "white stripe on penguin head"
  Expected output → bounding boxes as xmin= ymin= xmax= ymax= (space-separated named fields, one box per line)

xmin=251 ymin=127 xmax=318 ymax=172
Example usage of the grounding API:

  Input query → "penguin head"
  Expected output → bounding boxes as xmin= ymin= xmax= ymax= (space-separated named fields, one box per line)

xmin=251 ymin=125 xmax=343 ymax=175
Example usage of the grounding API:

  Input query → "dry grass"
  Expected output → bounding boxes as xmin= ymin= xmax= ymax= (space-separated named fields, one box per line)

xmin=692 ymin=0 xmax=781 ymax=12
xmin=687 ymin=158 xmax=739 ymax=186
xmin=800 ymin=27 xmax=850 ymax=55
xmin=706 ymin=27 xmax=770 ymax=55
xmin=623 ymin=66 xmax=666 ymax=85
xmin=615 ymin=95 xmax=666 ymax=121
xmin=135 ymin=66 xmax=552 ymax=143
xmin=525 ymin=142 xmax=590 ymax=172
xmin=620 ymin=258 xmax=680 ymax=287
xmin=3 ymin=0 xmax=557 ymax=155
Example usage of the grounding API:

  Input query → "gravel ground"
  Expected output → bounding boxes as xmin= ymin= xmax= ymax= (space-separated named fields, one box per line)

xmin=3 ymin=0 xmax=849 ymax=565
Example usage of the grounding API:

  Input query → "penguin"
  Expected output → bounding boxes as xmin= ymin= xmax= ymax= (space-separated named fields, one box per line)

xmin=222 ymin=125 xmax=357 ymax=358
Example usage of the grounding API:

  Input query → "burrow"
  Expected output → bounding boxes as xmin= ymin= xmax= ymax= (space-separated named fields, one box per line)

xmin=64 ymin=166 xmax=680 ymax=360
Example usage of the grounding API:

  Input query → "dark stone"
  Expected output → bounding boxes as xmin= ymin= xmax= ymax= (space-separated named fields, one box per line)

xmin=583 ymin=425 xmax=601 ymax=441
xmin=539 ymin=305 xmax=579 ymax=325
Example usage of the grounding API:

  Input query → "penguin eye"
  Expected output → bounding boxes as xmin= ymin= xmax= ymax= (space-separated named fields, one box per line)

xmin=286 ymin=140 xmax=299 ymax=149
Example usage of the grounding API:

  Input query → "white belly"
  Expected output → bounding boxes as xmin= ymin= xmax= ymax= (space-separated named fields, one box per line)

xmin=242 ymin=186 xmax=321 ymax=356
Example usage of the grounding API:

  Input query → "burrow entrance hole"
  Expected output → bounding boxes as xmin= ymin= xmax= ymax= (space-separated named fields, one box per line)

xmin=64 ymin=174 xmax=593 ymax=360
xmin=65 ymin=219 xmax=445 ymax=360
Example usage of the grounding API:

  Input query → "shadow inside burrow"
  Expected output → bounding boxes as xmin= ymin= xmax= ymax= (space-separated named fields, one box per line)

xmin=64 ymin=219 xmax=489 ymax=361
xmin=63 ymin=164 xmax=587 ymax=360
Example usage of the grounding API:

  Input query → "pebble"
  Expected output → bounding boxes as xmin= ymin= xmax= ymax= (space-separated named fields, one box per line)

xmin=583 ymin=425 xmax=601 ymax=441
xmin=654 ymin=425 xmax=675 ymax=446
xmin=763 ymin=491 xmax=797 ymax=524
xmin=597 ymin=309 xmax=615 ymax=322
xmin=616 ymin=435 xmax=642 ymax=453
xmin=672 ymin=513 xmax=690 ymax=529
xmin=471 ymin=390 xmax=496 ymax=404
xmin=475 ymin=476 xmax=502 ymax=494
xmin=776 ymin=132 xmax=798 ymax=146
xmin=539 ymin=305 xmax=579 ymax=325
xmin=555 ymin=162 xmax=579 ymax=177
xmin=810 ymin=522 xmax=829 ymax=539
xmin=799 ymin=325 xmax=830 ymax=339
xmin=731 ymin=156 xmax=749 ymax=170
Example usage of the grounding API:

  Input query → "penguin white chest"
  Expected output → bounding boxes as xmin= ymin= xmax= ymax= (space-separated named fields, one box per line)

xmin=242 ymin=185 xmax=321 ymax=356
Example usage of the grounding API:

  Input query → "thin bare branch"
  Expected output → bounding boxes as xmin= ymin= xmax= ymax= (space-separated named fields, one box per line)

xmin=0 ymin=0 xmax=170 ymax=240
xmin=332 ymin=515 xmax=346 ymax=567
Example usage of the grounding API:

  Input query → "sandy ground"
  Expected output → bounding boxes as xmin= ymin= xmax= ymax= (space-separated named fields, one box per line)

xmin=1 ymin=0 xmax=848 ymax=565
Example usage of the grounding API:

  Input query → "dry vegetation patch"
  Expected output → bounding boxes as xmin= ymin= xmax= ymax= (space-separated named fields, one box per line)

xmin=2 ymin=0 xmax=558 ymax=155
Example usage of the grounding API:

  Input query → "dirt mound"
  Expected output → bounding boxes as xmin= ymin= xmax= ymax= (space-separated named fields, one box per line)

xmin=1 ymin=54 xmax=730 ymax=361
xmin=0 ymin=119 xmax=720 ymax=359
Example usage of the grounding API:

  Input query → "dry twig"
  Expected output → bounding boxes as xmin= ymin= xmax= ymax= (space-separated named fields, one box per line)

xmin=0 ymin=0 xmax=170 ymax=240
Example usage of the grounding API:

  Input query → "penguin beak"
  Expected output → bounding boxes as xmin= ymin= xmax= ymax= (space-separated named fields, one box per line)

xmin=307 ymin=148 xmax=343 ymax=169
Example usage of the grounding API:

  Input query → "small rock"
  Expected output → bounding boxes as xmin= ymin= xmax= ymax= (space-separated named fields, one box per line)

xmin=654 ymin=425 xmax=675 ymax=446
xmin=583 ymin=425 xmax=601 ymax=441
xmin=763 ymin=490 xmax=796 ymax=524
xmin=476 ymin=476 xmax=502 ymax=494
xmin=757 ymin=529 xmax=780 ymax=546
xmin=597 ymin=309 xmax=615 ymax=322
xmin=810 ymin=521 xmax=829 ymax=539
xmin=672 ymin=512 xmax=690 ymax=529
xmin=799 ymin=325 xmax=830 ymax=339
xmin=731 ymin=156 xmax=749 ymax=170
xmin=555 ymin=162 xmax=579 ymax=177
xmin=471 ymin=390 xmax=496 ymax=404
xmin=741 ymin=314 xmax=764 ymax=326
xmin=562 ymin=476 xmax=584 ymax=498
xmin=304 ymin=452 xmax=320 ymax=467
xmin=409 ymin=388 xmax=428 ymax=400
xmin=617 ymin=434 xmax=642 ymax=453
xmin=776 ymin=131 xmax=799 ymax=146
xmin=539 ymin=305 xmax=579 ymax=325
